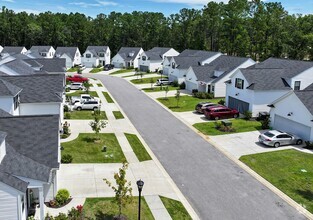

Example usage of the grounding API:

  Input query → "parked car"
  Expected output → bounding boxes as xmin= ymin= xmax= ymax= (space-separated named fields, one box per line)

xmin=104 ymin=64 xmax=114 ymax=71
xmin=71 ymin=94 xmax=100 ymax=104
xmin=203 ymin=106 xmax=239 ymax=120
xmin=195 ymin=102 xmax=219 ymax=114
xmin=156 ymin=78 xmax=172 ymax=86
xmin=68 ymin=82 xmax=85 ymax=90
xmin=66 ymin=74 xmax=88 ymax=83
xmin=73 ymin=100 xmax=101 ymax=111
xmin=258 ymin=130 xmax=303 ymax=148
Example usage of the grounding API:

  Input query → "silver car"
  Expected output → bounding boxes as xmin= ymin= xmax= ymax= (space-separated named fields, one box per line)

xmin=258 ymin=130 xmax=303 ymax=148
xmin=73 ymin=100 xmax=100 ymax=111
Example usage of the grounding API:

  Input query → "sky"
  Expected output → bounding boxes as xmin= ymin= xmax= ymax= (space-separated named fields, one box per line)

xmin=1 ymin=0 xmax=312 ymax=17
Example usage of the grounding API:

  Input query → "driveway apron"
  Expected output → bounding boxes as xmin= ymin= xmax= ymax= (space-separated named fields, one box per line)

xmin=91 ymin=74 xmax=306 ymax=220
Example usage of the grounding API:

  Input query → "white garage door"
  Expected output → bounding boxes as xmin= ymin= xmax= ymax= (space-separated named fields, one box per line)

xmin=113 ymin=62 xmax=123 ymax=68
xmin=273 ymin=115 xmax=311 ymax=140
xmin=186 ymin=81 xmax=198 ymax=92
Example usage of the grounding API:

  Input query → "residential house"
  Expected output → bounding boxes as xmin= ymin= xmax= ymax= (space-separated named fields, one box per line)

xmin=185 ymin=55 xmax=255 ymax=97
xmin=225 ymin=58 xmax=313 ymax=116
xmin=139 ymin=47 xmax=179 ymax=72
xmin=55 ymin=47 xmax=81 ymax=69
xmin=269 ymin=89 xmax=313 ymax=141
xmin=1 ymin=47 xmax=28 ymax=57
xmin=0 ymin=113 xmax=60 ymax=220
xmin=28 ymin=46 xmax=56 ymax=59
xmin=111 ymin=47 xmax=143 ymax=68
xmin=23 ymin=58 xmax=66 ymax=74
xmin=168 ymin=49 xmax=222 ymax=84
xmin=162 ymin=56 xmax=174 ymax=75
xmin=82 ymin=46 xmax=110 ymax=68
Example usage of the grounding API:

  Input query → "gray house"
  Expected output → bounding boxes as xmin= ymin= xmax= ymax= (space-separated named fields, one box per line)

xmin=111 ymin=47 xmax=143 ymax=68
xmin=55 ymin=47 xmax=81 ymax=68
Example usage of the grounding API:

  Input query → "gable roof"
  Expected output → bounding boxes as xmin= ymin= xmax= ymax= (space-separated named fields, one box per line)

xmin=0 ymin=171 xmax=29 ymax=192
xmin=144 ymin=47 xmax=174 ymax=61
xmin=0 ymin=79 xmax=22 ymax=96
xmin=0 ymin=74 xmax=64 ymax=103
xmin=0 ymin=114 xmax=60 ymax=169
xmin=178 ymin=49 xmax=220 ymax=60
xmin=2 ymin=46 xmax=25 ymax=55
xmin=3 ymin=59 xmax=38 ymax=75
xmin=240 ymin=68 xmax=292 ymax=91
xmin=294 ymin=90 xmax=313 ymax=115
xmin=24 ymin=58 xmax=66 ymax=73
xmin=30 ymin=46 xmax=54 ymax=53
xmin=85 ymin=46 xmax=109 ymax=57
xmin=55 ymin=47 xmax=79 ymax=60
xmin=0 ymin=109 xmax=12 ymax=117
xmin=173 ymin=56 xmax=203 ymax=69
xmin=304 ymin=83 xmax=313 ymax=91
xmin=117 ymin=47 xmax=142 ymax=62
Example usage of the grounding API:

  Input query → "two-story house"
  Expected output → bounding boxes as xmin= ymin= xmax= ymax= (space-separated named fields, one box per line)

xmin=225 ymin=58 xmax=313 ymax=116
xmin=111 ymin=47 xmax=143 ymax=68
xmin=82 ymin=46 xmax=110 ymax=68
xmin=28 ymin=46 xmax=56 ymax=59
xmin=55 ymin=47 xmax=81 ymax=69
xmin=139 ymin=47 xmax=179 ymax=72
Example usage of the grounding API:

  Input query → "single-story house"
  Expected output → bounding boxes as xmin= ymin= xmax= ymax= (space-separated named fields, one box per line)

xmin=111 ymin=47 xmax=143 ymax=68
xmin=55 ymin=47 xmax=81 ymax=68
xmin=139 ymin=47 xmax=179 ymax=72
xmin=82 ymin=46 xmax=110 ymax=68
xmin=0 ymin=114 xmax=60 ymax=220
xmin=185 ymin=55 xmax=255 ymax=97
xmin=168 ymin=50 xmax=222 ymax=84
xmin=225 ymin=58 xmax=313 ymax=116
xmin=28 ymin=46 xmax=56 ymax=59
xmin=1 ymin=47 xmax=28 ymax=57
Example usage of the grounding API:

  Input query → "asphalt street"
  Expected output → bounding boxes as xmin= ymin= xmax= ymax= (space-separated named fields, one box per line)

xmin=93 ymin=74 xmax=306 ymax=220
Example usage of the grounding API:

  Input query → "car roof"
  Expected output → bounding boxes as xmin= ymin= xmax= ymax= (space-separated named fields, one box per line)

xmin=266 ymin=130 xmax=284 ymax=135
xmin=208 ymin=106 xmax=228 ymax=110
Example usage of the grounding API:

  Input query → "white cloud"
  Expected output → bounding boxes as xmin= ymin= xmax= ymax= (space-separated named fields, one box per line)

xmin=69 ymin=2 xmax=101 ymax=8
xmin=96 ymin=0 xmax=118 ymax=6
xmin=2 ymin=0 xmax=15 ymax=3
xmin=57 ymin=6 xmax=66 ymax=11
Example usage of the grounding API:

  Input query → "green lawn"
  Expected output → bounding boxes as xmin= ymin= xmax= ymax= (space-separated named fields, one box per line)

xmin=130 ymin=77 xmax=165 ymax=84
xmin=61 ymin=133 xmax=126 ymax=163
xmin=157 ymin=95 xmax=220 ymax=112
xmin=113 ymin=111 xmax=124 ymax=119
xmin=66 ymin=90 xmax=99 ymax=98
xmin=193 ymin=119 xmax=262 ymax=135
xmin=122 ymin=72 xmax=156 ymax=78
xmin=64 ymin=110 xmax=107 ymax=120
xmin=124 ymin=133 xmax=152 ymax=162
xmin=103 ymin=92 xmax=114 ymax=103
xmin=90 ymin=67 xmax=103 ymax=73
xmin=142 ymin=85 xmax=179 ymax=92
xmin=83 ymin=197 xmax=154 ymax=220
xmin=67 ymin=67 xmax=80 ymax=72
xmin=160 ymin=196 xmax=192 ymax=220
xmin=240 ymin=149 xmax=313 ymax=213
xmin=97 ymin=83 xmax=103 ymax=87
xmin=110 ymin=69 xmax=135 ymax=75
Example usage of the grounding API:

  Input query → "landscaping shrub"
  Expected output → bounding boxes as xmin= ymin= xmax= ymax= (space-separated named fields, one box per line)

xmin=218 ymin=99 xmax=225 ymax=105
xmin=55 ymin=189 xmax=70 ymax=206
xmin=304 ymin=141 xmax=313 ymax=149
xmin=146 ymin=70 xmax=150 ymax=73
xmin=64 ymin=112 xmax=71 ymax=119
xmin=172 ymin=80 xmax=179 ymax=87
xmin=261 ymin=117 xmax=270 ymax=129
xmin=191 ymin=89 xmax=198 ymax=94
xmin=65 ymin=87 xmax=70 ymax=92
xmin=193 ymin=92 xmax=213 ymax=99
xmin=61 ymin=154 xmax=73 ymax=163
xmin=214 ymin=121 xmax=235 ymax=132
xmin=179 ymin=82 xmax=186 ymax=89
xmin=134 ymin=68 xmax=138 ymax=71
xmin=64 ymin=105 xmax=69 ymax=112
xmin=243 ymin=111 xmax=252 ymax=120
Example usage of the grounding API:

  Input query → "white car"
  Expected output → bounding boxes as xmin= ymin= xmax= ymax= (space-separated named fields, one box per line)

xmin=69 ymin=82 xmax=85 ymax=90
xmin=258 ymin=130 xmax=303 ymax=148
xmin=156 ymin=79 xmax=172 ymax=86
xmin=73 ymin=100 xmax=101 ymax=111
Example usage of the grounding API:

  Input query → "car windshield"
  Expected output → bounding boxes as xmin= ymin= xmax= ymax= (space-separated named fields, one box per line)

xmin=264 ymin=132 xmax=275 ymax=137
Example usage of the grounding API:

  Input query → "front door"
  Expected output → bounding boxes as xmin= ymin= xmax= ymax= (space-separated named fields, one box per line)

xmin=207 ymin=85 xmax=211 ymax=93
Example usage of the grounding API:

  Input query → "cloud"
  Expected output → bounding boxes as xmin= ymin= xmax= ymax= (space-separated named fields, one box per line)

xmin=56 ymin=6 xmax=66 ymax=11
xmin=96 ymin=0 xmax=118 ymax=6
xmin=2 ymin=0 xmax=15 ymax=3
xmin=69 ymin=1 xmax=118 ymax=8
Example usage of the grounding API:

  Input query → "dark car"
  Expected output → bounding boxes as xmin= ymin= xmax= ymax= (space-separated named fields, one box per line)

xmin=195 ymin=102 xmax=219 ymax=114
xmin=104 ymin=64 xmax=114 ymax=71
xmin=203 ymin=106 xmax=239 ymax=120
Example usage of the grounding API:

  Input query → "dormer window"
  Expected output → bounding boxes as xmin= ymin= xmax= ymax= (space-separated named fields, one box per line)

xmin=86 ymin=54 xmax=91 ymax=58
xmin=294 ymin=81 xmax=301 ymax=90
xmin=142 ymin=56 xmax=146 ymax=61
xmin=40 ymin=52 xmax=46 ymax=57
xmin=171 ymin=62 xmax=176 ymax=69
xmin=99 ymin=53 xmax=105 ymax=57
xmin=235 ymin=78 xmax=244 ymax=89
xmin=129 ymin=52 xmax=134 ymax=57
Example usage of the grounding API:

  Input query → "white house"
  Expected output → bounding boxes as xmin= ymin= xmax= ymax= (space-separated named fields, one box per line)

xmin=168 ymin=50 xmax=221 ymax=84
xmin=82 ymin=46 xmax=110 ymax=68
xmin=269 ymin=89 xmax=313 ymax=141
xmin=225 ymin=58 xmax=313 ymax=116
xmin=0 ymin=45 xmax=3 ymax=53
xmin=185 ymin=55 xmax=255 ymax=97
xmin=111 ymin=47 xmax=143 ymax=68
xmin=1 ymin=46 xmax=28 ymax=57
xmin=0 ymin=114 xmax=60 ymax=220
xmin=55 ymin=47 xmax=81 ymax=68
xmin=29 ymin=46 xmax=56 ymax=59
xmin=162 ymin=56 xmax=174 ymax=75
xmin=139 ymin=47 xmax=179 ymax=72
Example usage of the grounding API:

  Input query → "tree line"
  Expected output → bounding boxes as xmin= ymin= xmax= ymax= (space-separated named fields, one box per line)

xmin=0 ymin=0 xmax=312 ymax=61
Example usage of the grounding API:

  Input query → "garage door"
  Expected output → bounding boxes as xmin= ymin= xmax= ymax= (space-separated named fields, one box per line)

xmin=186 ymin=81 xmax=198 ymax=92
xmin=140 ymin=65 xmax=149 ymax=72
xmin=228 ymin=96 xmax=249 ymax=113
xmin=273 ymin=115 xmax=311 ymax=140
xmin=113 ymin=62 xmax=123 ymax=68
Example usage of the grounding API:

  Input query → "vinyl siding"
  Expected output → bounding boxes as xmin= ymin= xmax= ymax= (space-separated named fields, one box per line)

xmin=0 ymin=182 xmax=20 ymax=220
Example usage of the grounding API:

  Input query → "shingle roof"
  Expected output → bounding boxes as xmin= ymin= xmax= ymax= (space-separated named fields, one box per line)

xmin=85 ymin=46 xmax=109 ymax=57
xmin=4 ymin=59 xmax=37 ymax=75
xmin=0 ymin=114 xmax=60 ymax=169
xmin=294 ymin=91 xmax=313 ymax=115
xmin=0 ymin=74 xmax=64 ymax=103
xmin=144 ymin=47 xmax=173 ymax=61
xmin=145 ymin=51 xmax=163 ymax=61
xmin=304 ymin=83 xmax=313 ymax=91
xmin=0 ymin=79 xmax=22 ymax=96
xmin=0 ymin=109 xmax=12 ymax=117
xmin=241 ymin=68 xmax=292 ymax=91
xmin=0 ymin=171 xmax=29 ymax=192
xmin=0 ymin=131 xmax=6 ymax=143
xmin=55 ymin=47 xmax=79 ymax=60
xmin=117 ymin=47 xmax=142 ymax=62
xmin=173 ymin=56 xmax=203 ymax=69
xmin=191 ymin=65 xmax=215 ymax=82
xmin=24 ymin=58 xmax=66 ymax=73
xmin=178 ymin=49 xmax=220 ymax=60
xmin=30 ymin=46 xmax=54 ymax=53
xmin=2 ymin=46 xmax=25 ymax=55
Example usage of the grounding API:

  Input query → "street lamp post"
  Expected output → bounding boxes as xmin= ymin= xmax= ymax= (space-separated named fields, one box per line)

xmin=136 ymin=179 xmax=144 ymax=220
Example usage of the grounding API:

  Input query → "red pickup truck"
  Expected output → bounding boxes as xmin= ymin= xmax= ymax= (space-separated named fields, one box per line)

xmin=66 ymin=74 xmax=88 ymax=83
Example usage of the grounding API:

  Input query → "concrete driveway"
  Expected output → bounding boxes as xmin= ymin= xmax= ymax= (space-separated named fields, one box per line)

xmin=175 ymin=111 xmax=211 ymax=124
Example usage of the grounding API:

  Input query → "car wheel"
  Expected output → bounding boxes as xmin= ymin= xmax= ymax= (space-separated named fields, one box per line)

xmin=214 ymin=116 xmax=219 ymax=120
xmin=274 ymin=142 xmax=280 ymax=148
xmin=77 ymin=107 xmax=82 ymax=111
xmin=296 ymin=139 xmax=303 ymax=145
xmin=233 ymin=114 xmax=239 ymax=118
xmin=93 ymin=107 xmax=98 ymax=111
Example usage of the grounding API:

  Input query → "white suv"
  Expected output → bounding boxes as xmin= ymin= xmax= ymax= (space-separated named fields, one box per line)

xmin=156 ymin=79 xmax=172 ymax=86
xmin=73 ymin=100 xmax=101 ymax=111
xmin=69 ymin=82 xmax=85 ymax=90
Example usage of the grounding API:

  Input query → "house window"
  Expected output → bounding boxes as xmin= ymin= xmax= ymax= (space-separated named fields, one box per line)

xmin=13 ymin=95 xmax=19 ymax=110
xmin=171 ymin=62 xmax=176 ymax=69
xmin=142 ymin=56 xmax=146 ymax=61
xmin=235 ymin=78 xmax=244 ymax=89
xmin=86 ymin=54 xmax=91 ymax=58
xmin=294 ymin=81 xmax=301 ymax=90
xmin=40 ymin=52 xmax=46 ymax=57
xmin=21 ymin=195 xmax=24 ymax=212
xmin=99 ymin=53 xmax=105 ymax=57
xmin=211 ymin=85 xmax=215 ymax=92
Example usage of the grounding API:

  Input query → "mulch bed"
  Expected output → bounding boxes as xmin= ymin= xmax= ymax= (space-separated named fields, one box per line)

xmin=44 ymin=198 xmax=72 ymax=209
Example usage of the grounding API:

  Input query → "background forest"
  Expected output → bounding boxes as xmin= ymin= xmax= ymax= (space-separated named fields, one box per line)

xmin=0 ymin=0 xmax=312 ymax=61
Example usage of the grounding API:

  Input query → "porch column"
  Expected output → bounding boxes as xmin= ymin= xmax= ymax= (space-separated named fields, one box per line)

xmin=39 ymin=187 xmax=44 ymax=220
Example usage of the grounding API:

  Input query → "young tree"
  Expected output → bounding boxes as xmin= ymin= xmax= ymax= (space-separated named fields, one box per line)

xmin=175 ymin=90 xmax=181 ymax=107
xmin=104 ymin=161 xmax=133 ymax=219
xmin=83 ymin=81 xmax=91 ymax=93
xmin=89 ymin=110 xmax=107 ymax=140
